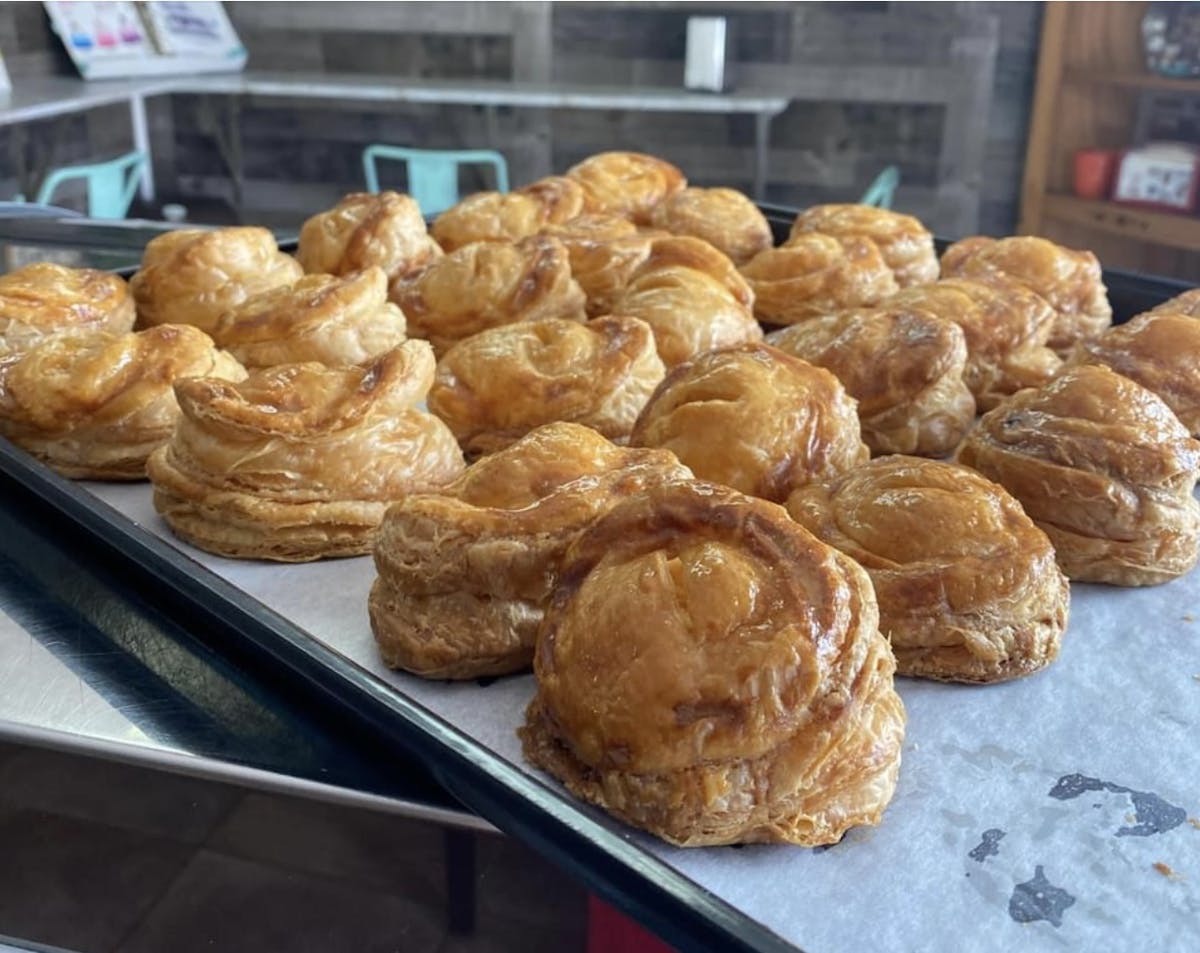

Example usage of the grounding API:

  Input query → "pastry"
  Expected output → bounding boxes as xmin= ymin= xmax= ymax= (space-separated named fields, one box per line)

xmin=131 ymin=227 xmax=303 ymax=335
xmin=521 ymin=479 xmax=906 ymax=847
xmin=611 ymin=235 xmax=763 ymax=367
xmin=1149 ymin=288 xmax=1200 ymax=316
xmin=431 ymin=176 xmax=590 ymax=252
xmin=789 ymin=204 xmax=937 ymax=287
xmin=740 ymin=232 xmax=898 ymax=326
xmin=0 ymin=262 xmax=135 ymax=357
xmin=0 ymin=324 xmax=245 ymax=480
xmin=540 ymin=214 xmax=654 ymax=317
xmin=296 ymin=191 xmax=442 ymax=281
xmin=956 ymin=364 xmax=1200 ymax=586
xmin=210 ymin=266 xmax=406 ymax=368
xmin=940 ymin=235 xmax=1111 ymax=355
xmin=648 ymin=187 xmax=773 ymax=265
xmin=631 ymin=342 xmax=869 ymax=502
xmin=369 ymin=422 xmax=691 ymax=679
xmin=1067 ymin=310 xmax=1200 ymax=435
xmin=390 ymin=234 xmax=587 ymax=355
xmin=147 ymin=340 xmax=464 ymax=561
xmin=766 ymin=306 xmax=974 ymax=457
xmin=787 ymin=456 xmax=1069 ymax=683
xmin=884 ymin=276 xmax=1061 ymax=411
xmin=565 ymin=151 xmax=686 ymax=224
xmin=427 ymin=316 xmax=665 ymax=456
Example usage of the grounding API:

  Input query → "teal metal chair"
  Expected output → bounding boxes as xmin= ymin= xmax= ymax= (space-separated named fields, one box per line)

xmin=860 ymin=165 xmax=900 ymax=209
xmin=34 ymin=150 xmax=147 ymax=220
xmin=362 ymin=145 xmax=509 ymax=216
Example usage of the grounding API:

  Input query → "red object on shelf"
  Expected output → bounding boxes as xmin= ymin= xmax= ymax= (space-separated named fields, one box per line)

xmin=587 ymin=895 xmax=678 ymax=953
xmin=1073 ymin=148 xmax=1118 ymax=200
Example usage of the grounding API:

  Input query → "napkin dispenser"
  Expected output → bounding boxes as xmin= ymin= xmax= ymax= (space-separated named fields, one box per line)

xmin=685 ymin=17 xmax=732 ymax=92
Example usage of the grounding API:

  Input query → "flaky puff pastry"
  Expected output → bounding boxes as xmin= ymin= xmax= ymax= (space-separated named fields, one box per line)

xmin=210 ymin=267 xmax=406 ymax=368
xmin=790 ymin=204 xmax=938 ymax=288
xmin=788 ymin=456 xmax=1068 ymax=683
xmin=631 ymin=343 xmax=868 ymax=502
xmin=369 ymin=422 xmax=691 ymax=679
xmin=297 ymin=191 xmax=442 ymax=281
xmin=884 ymin=276 xmax=1060 ymax=411
xmin=940 ymin=236 xmax=1111 ymax=355
xmin=131 ymin=227 xmax=303 ymax=335
xmin=648 ymin=187 xmax=773 ymax=266
xmin=430 ymin=176 xmax=591 ymax=252
xmin=521 ymin=479 xmax=905 ymax=847
xmin=1067 ymin=311 xmax=1200 ymax=436
xmin=565 ymin=151 xmax=686 ymax=225
xmin=428 ymin=316 xmax=664 ymax=456
xmin=540 ymin=214 xmax=654 ymax=318
xmin=391 ymin=234 xmax=587 ymax=356
xmin=147 ymin=341 xmax=464 ymax=561
xmin=0 ymin=325 xmax=245 ymax=480
xmin=611 ymin=236 xmax=763 ymax=367
xmin=0 ymin=263 xmax=135 ymax=357
xmin=1149 ymin=288 xmax=1200 ymax=316
xmin=766 ymin=307 xmax=974 ymax=457
xmin=957 ymin=364 xmax=1200 ymax=586
xmin=740 ymin=232 xmax=898 ymax=326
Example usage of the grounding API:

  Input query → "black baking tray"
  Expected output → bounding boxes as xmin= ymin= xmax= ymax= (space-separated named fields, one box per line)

xmin=0 ymin=208 xmax=1191 ymax=953
xmin=0 ymin=448 xmax=794 ymax=953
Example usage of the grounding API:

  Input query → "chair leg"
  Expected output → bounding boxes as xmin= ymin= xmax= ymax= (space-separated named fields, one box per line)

xmin=444 ymin=827 xmax=477 ymax=935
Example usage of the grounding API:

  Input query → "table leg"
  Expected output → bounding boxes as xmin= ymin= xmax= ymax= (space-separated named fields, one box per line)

xmin=753 ymin=112 xmax=772 ymax=202
xmin=129 ymin=93 xmax=155 ymax=203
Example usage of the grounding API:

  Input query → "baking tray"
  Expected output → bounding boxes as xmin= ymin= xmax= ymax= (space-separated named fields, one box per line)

xmin=3 ymin=216 xmax=1199 ymax=953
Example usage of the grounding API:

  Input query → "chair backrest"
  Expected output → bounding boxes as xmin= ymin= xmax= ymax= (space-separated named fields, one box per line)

xmin=34 ymin=151 xmax=147 ymax=219
xmin=362 ymin=145 xmax=509 ymax=216
xmin=860 ymin=165 xmax=901 ymax=209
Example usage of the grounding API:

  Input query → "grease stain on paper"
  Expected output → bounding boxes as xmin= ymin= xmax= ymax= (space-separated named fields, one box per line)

xmin=968 ymin=828 xmax=1006 ymax=863
xmin=1008 ymin=865 xmax=1076 ymax=927
xmin=1049 ymin=773 xmax=1186 ymax=837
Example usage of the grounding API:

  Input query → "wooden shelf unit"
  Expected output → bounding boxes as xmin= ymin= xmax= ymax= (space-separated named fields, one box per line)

xmin=1021 ymin=2 xmax=1200 ymax=282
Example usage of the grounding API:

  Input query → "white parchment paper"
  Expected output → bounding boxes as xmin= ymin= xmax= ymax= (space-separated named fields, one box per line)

xmin=89 ymin=482 xmax=1200 ymax=953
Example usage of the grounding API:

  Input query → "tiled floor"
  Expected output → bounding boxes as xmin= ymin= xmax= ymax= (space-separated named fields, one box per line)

xmin=0 ymin=743 xmax=587 ymax=953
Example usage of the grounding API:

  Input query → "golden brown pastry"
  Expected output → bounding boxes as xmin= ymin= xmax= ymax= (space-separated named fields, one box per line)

xmin=210 ymin=267 xmax=406 ymax=368
xmin=521 ymin=479 xmax=906 ymax=847
xmin=940 ymin=235 xmax=1111 ymax=355
xmin=565 ymin=151 xmax=686 ymax=225
xmin=740 ymin=232 xmax=898 ymax=326
xmin=789 ymin=204 xmax=937 ymax=287
xmin=884 ymin=276 xmax=1061 ymax=411
xmin=0 ymin=263 xmax=135 ymax=357
xmin=611 ymin=236 xmax=763 ymax=367
xmin=131 ymin=227 xmax=303 ymax=335
xmin=648 ymin=187 xmax=773 ymax=266
xmin=430 ymin=176 xmax=590 ymax=252
xmin=631 ymin=343 xmax=868 ymax=502
xmin=428 ymin=316 xmax=664 ymax=456
xmin=296 ymin=191 xmax=442 ymax=281
xmin=956 ymin=364 xmax=1200 ymax=586
xmin=766 ymin=306 xmax=974 ymax=456
xmin=1149 ymin=288 xmax=1200 ymax=316
xmin=369 ymin=422 xmax=691 ymax=679
xmin=147 ymin=341 xmax=464 ymax=561
xmin=540 ymin=214 xmax=654 ymax=318
xmin=1067 ymin=311 xmax=1200 ymax=436
xmin=0 ymin=325 xmax=245 ymax=480
xmin=390 ymin=234 xmax=587 ymax=355
xmin=787 ymin=456 xmax=1069 ymax=683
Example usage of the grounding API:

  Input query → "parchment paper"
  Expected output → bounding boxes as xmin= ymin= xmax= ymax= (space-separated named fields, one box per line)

xmin=89 ymin=482 xmax=1200 ymax=952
